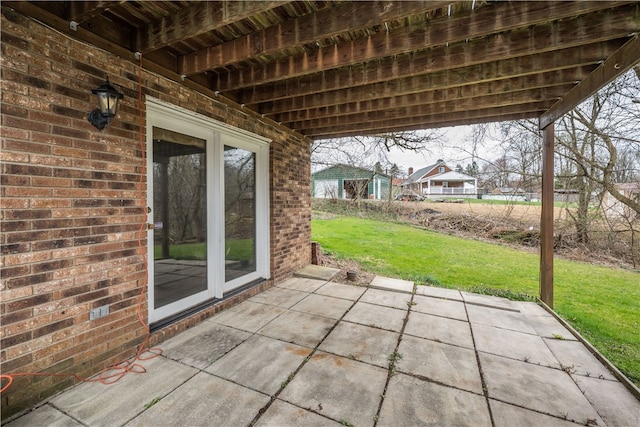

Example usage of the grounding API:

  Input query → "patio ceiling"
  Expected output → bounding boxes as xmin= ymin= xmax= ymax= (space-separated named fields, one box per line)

xmin=6 ymin=1 xmax=640 ymax=140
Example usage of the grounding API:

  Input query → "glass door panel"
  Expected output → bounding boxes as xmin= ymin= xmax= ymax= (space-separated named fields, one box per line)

xmin=152 ymin=127 xmax=207 ymax=308
xmin=147 ymin=98 xmax=270 ymax=323
xmin=224 ymin=146 xmax=256 ymax=283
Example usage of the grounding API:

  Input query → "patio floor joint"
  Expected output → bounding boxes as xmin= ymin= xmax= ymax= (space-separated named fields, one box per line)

xmin=373 ymin=289 xmax=414 ymax=427
xmin=248 ymin=281 xmax=367 ymax=427
xmin=465 ymin=299 xmax=497 ymax=427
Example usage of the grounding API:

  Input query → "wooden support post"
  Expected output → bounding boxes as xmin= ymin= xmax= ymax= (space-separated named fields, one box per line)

xmin=540 ymin=123 xmax=555 ymax=308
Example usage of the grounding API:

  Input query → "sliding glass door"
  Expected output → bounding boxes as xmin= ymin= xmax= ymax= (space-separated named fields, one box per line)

xmin=147 ymin=99 xmax=269 ymax=323
xmin=152 ymin=128 xmax=208 ymax=309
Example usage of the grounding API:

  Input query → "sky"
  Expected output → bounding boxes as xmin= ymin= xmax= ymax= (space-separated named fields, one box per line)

xmin=371 ymin=125 xmax=504 ymax=176
xmin=311 ymin=124 xmax=499 ymax=175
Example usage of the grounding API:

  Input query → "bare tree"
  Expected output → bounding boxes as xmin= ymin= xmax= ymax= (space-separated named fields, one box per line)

xmin=312 ymin=130 xmax=442 ymax=171
xmin=556 ymin=68 xmax=640 ymax=219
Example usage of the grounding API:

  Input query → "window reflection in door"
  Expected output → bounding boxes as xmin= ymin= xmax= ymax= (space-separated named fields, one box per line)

xmin=224 ymin=146 xmax=256 ymax=282
xmin=153 ymin=128 xmax=207 ymax=308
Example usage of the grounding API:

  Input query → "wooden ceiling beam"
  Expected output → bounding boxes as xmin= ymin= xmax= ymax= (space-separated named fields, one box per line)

xmin=179 ymin=1 xmax=448 ymax=75
xmin=257 ymin=39 xmax=619 ymax=114
xmin=287 ymin=94 xmax=560 ymax=131
xmin=310 ymin=113 xmax=538 ymax=141
xmin=214 ymin=2 xmax=637 ymax=91
xmin=4 ymin=2 xmax=135 ymax=61
xmin=137 ymin=1 xmax=288 ymax=53
xmin=278 ymin=83 xmax=576 ymax=125
xmin=305 ymin=104 xmax=549 ymax=139
xmin=261 ymin=65 xmax=596 ymax=117
xmin=540 ymin=34 xmax=640 ymax=129
xmin=67 ymin=1 xmax=121 ymax=23
xmin=243 ymin=37 xmax=625 ymax=107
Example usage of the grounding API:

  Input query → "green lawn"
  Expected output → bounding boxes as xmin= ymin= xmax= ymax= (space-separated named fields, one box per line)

xmin=312 ymin=215 xmax=640 ymax=386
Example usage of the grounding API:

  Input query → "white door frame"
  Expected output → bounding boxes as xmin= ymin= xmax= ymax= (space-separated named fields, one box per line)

xmin=146 ymin=98 xmax=270 ymax=323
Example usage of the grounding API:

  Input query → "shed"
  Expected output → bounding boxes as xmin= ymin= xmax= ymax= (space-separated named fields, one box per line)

xmin=312 ymin=165 xmax=391 ymax=200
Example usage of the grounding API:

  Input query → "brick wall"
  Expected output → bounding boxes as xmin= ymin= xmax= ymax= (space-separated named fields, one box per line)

xmin=1 ymin=8 xmax=311 ymax=419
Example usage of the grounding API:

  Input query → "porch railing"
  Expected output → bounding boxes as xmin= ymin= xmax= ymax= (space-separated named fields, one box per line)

xmin=426 ymin=187 xmax=476 ymax=195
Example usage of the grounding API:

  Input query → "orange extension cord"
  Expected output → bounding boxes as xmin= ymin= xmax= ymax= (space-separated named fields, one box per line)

xmin=1 ymin=53 xmax=161 ymax=395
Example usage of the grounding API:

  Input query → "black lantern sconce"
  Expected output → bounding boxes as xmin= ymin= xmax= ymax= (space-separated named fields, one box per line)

xmin=88 ymin=77 xmax=124 ymax=130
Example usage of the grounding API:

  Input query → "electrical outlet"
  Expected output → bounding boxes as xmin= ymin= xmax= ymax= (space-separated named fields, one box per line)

xmin=89 ymin=305 xmax=110 ymax=320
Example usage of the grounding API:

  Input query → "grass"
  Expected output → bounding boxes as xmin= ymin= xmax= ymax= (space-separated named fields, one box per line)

xmin=312 ymin=215 xmax=640 ymax=386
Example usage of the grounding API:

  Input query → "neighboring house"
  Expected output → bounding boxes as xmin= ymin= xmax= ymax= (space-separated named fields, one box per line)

xmin=602 ymin=182 xmax=640 ymax=218
xmin=402 ymin=160 xmax=477 ymax=197
xmin=312 ymin=165 xmax=391 ymax=200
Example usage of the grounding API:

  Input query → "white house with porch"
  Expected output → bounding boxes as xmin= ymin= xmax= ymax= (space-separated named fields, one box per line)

xmin=402 ymin=160 xmax=477 ymax=197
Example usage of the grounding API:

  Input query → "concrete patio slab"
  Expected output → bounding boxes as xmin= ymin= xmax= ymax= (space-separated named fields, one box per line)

xmin=290 ymin=293 xmax=353 ymax=320
xmin=248 ymin=286 xmax=308 ymax=308
xmin=126 ymin=372 xmax=270 ymax=427
xmin=461 ymin=291 xmax=519 ymax=311
xmin=526 ymin=314 xmax=577 ymax=340
xmin=411 ymin=294 xmax=468 ymax=321
xmin=257 ymin=309 xmax=336 ymax=348
xmin=397 ymin=335 xmax=483 ymax=393
xmin=513 ymin=301 xmax=553 ymax=316
xmin=404 ymin=311 xmax=474 ymax=349
xmin=294 ymin=264 xmax=340 ymax=281
xmin=277 ymin=277 xmax=326 ymax=292
xmin=318 ymin=321 xmax=399 ymax=368
xmin=359 ymin=287 xmax=413 ymax=310
xmin=160 ymin=322 xmax=251 ymax=369
xmin=544 ymin=338 xmax=616 ymax=380
xmin=255 ymin=400 xmax=342 ymax=427
xmin=378 ymin=373 xmax=491 ymax=426
xmin=6 ymin=282 xmax=639 ymax=427
xmin=208 ymin=300 xmax=284 ymax=333
xmin=314 ymin=281 xmax=366 ymax=300
xmin=5 ymin=404 xmax=82 ymax=427
xmin=343 ymin=301 xmax=406 ymax=332
xmin=472 ymin=323 xmax=558 ymax=366
xmin=369 ymin=276 xmax=414 ymax=294
xmin=279 ymin=351 xmax=388 ymax=427
xmin=574 ymin=375 xmax=640 ymax=426
xmin=466 ymin=304 xmax=537 ymax=334
xmin=206 ymin=335 xmax=312 ymax=395
xmin=415 ymin=284 xmax=463 ymax=301
xmin=490 ymin=400 xmax=581 ymax=427
xmin=480 ymin=353 xmax=605 ymax=425
xmin=48 ymin=357 xmax=198 ymax=426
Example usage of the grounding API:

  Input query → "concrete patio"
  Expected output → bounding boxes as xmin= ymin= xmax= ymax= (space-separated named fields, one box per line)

xmin=6 ymin=270 xmax=640 ymax=427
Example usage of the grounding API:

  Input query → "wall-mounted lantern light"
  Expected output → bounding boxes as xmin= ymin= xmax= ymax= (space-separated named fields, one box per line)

xmin=87 ymin=77 xmax=124 ymax=130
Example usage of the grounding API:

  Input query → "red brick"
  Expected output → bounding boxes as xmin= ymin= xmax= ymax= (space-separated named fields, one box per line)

xmin=75 ymin=289 xmax=109 ymax=304
xmin=31 ymin=176 xmax=72 ymax=188
xmin=1 ymin=331 xmax=32 ymax=349
xmin=4 ymin=314 xmax=53 ymax=336
xmin=0 ymin=151 xmax=30 ymax=163
xmin=2 ymin=115 xmax=51 ymax=133
xmin=3 ymin=186 xmax=53 ymax=198
xmin=7 ymin=294 xmax=53 ymax=313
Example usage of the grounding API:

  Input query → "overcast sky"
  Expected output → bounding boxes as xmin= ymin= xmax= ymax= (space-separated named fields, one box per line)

xmin=312 ymin=123 xmax=506 ymax=176
xmin=381 ymin=125 xmax=505 ymax=175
